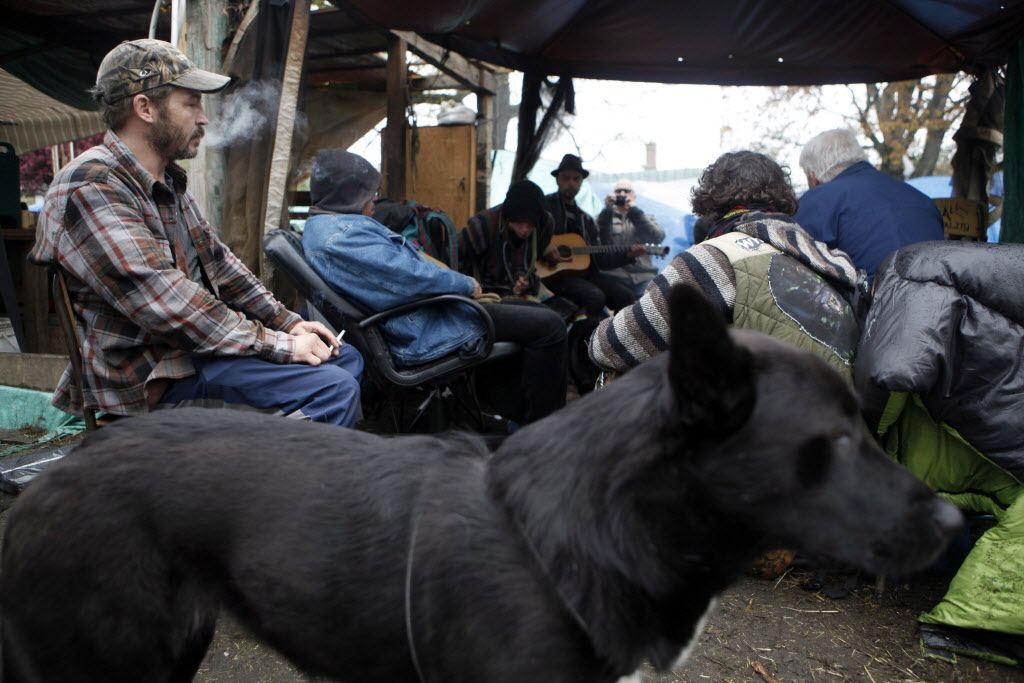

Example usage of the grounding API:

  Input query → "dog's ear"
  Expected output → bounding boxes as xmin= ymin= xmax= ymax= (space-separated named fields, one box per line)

xmin=667 ymin=284 xmax=756 ymax=437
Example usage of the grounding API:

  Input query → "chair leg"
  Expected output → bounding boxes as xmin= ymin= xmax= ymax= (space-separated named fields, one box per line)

xmin=405 ymin=387 xmax=441 ymax=433
xmin=428 ymin=396 xmax=446 ymax=432
xmin=448 ymin=374 xmax=487 ymax=430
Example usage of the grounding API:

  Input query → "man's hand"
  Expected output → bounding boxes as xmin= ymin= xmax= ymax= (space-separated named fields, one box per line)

xmin=626 ymin=243 xmax=647 ymax=258
xmin=291 ymin=332 xmax=334 ymax=366
xmin=512 ymin=275 xmax=530 ymax=296
xmin=469 ymin=278 xmax=484 ymax=299
xmin=291 ymin=320 xmax=340 ymax=354
xmin=543 ymin=243 xmax=570 ymax=265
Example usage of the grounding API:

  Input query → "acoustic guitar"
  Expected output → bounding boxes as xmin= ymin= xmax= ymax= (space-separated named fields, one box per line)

xmin=536 ymin=232 xmax=669 ymax=279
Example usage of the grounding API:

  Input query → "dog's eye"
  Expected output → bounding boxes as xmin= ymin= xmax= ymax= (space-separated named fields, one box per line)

xmin=796 ymin=436 xmax=833 ymax=488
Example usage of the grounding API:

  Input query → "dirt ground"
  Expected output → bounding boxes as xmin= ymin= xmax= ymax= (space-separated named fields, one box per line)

xmin=187 ymin=567 xmax=1021 ymax=683
xmin=0 ymin=429 xmax=1021 ymax=682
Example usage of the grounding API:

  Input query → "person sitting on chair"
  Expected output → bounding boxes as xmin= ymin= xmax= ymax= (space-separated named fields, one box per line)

xmin=30 ymin=39 xmax=363 ymax=427
xmin=543 ymin=154 xmax=646 ymax=315
xmin=459 ymin=180 xmax=557 ymax=301
xmin=589 ymin=150 xmax=867 ymax=384
xmin=303 ymin=151 xmax=567 ymax=425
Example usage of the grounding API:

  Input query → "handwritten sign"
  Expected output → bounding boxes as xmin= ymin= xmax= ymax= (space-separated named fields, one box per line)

xmin=934 ymin=198 xmax=985 ymax=240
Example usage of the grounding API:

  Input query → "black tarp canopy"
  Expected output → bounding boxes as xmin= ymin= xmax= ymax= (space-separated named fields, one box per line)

xmin=336 ymin=0 xmax=1024 ymax=85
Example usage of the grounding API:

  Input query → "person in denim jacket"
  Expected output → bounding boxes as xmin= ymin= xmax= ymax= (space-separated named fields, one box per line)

xmin=303 ymin=151 xmax=568 ymax=424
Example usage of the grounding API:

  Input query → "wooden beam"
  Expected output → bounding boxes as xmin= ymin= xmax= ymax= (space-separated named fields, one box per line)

xmin=476 ymin=92 xmax=494 ymax=212
xmin=412 ymin=74 xmax=467 ymax=91
xmin=392 ymin=31 xmax=496 ymax=95
xmin=383 ymin=34 xmax=407 ymax=201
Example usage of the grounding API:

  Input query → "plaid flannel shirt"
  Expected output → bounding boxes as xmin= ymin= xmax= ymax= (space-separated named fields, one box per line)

xmin=30 ymin=131 xmax=302 ymax=416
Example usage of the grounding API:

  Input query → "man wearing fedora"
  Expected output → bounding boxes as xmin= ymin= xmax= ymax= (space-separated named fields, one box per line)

xmin=543 ymin=153 xmax=643 ymax=316
xmin=30 ymin=39 xmax=364 ymax=426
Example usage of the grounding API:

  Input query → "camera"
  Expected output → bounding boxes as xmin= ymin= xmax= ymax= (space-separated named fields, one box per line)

xmin=614 ymin=195 xmax=626 ymax=206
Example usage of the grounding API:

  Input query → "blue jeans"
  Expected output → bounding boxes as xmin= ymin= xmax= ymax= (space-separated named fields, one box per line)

xmin=158 ymin=345 xmax=364 ymax=427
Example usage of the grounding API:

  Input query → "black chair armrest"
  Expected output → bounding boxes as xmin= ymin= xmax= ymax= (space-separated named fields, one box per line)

xmin=358 ymin=294 xmax=496 ymax=354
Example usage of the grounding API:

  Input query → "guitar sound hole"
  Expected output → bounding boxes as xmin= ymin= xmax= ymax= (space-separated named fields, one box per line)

xmin=558 ymin=246 xmax=573 ymax=258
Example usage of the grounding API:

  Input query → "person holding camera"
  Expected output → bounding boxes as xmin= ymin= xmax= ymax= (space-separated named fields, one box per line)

xmin=597 ymin=179 xmax=666 ymax=298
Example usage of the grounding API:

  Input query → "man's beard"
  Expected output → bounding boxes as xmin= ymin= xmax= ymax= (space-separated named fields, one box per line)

xmin=148 ymin=115 xmax=204 ymax=161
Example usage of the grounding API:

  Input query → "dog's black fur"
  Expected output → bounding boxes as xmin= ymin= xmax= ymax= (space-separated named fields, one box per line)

xmin=1 ymin=286 xmax=961 ymax=683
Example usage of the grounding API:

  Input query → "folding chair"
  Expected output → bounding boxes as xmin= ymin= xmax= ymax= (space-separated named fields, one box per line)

xmin=263 ymin=229 xmax=520 ymax=432
xmin=50 ymin=266 xmax=99 ymax=431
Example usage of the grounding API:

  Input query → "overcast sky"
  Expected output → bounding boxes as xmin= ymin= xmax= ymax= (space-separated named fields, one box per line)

xmin=351 ymin=74 xmax=854 ymax=188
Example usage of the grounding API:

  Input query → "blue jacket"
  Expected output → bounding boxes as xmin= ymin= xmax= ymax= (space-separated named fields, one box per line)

xmin=794 ymin=161 xmax=944 ymax=280
xmin=303 ymin=213 xmax=486 ymax=367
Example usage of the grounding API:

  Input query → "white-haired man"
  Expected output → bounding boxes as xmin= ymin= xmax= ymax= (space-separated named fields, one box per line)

xmin=794 ymin=128 xmax=943 ymax=280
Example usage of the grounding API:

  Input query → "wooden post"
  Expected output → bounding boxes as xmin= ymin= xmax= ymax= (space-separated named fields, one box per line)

xmin=185 ymin=0 xmax=228 ymax=232
xmin=475 ymin=91 xmax=494 ymax=212
xmin=384 ymin=34 xmax=407 ymax=201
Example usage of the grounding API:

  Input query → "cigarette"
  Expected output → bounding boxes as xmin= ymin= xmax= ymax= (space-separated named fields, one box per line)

xmin=337 ymin=329 xmax=346 ymax=342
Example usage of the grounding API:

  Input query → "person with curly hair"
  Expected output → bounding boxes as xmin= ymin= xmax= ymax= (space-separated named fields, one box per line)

xmin=588 ymin=151 xmax=869 ymax=381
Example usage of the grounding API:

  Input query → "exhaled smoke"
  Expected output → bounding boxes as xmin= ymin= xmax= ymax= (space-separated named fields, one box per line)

xmin=204 ymin=80 xmax=281 ymax=149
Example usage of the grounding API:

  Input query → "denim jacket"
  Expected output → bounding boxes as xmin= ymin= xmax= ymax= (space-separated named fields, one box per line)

xmin=303 ymin=213 xmax=486 ymax=366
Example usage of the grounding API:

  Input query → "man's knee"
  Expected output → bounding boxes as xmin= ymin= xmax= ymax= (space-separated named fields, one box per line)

xmin=316 ymin=362 xmax=362 ymax=399
xmin=304 ymin=361 xmax=362 ymax=427
xmin=577 ymin=286 xmax=606 ymax=314
xmin=335 ymin=343 xmax=365 ymax=378
xmin=534 ymin=308 xmax=568 ymax=346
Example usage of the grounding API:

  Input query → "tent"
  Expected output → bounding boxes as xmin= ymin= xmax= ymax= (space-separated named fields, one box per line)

xmin=336 ymin=1 xmax=1024 ymax=85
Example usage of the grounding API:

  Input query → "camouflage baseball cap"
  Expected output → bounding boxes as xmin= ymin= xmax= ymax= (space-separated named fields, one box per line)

xmin=96 ymin=39 xmax=231 ymax=104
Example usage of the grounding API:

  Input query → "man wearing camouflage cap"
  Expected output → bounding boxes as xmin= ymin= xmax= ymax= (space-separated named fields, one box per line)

xmin=30 ymin=39 xmax=365 ymax=426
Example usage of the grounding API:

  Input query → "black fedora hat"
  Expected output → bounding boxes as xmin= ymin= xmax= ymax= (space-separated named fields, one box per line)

xmin=551 ymin=153 xmax=590 ymax=178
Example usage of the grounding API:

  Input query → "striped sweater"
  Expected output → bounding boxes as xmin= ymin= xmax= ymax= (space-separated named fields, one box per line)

xmin=588 ymin=212 xmax=863 ymax=372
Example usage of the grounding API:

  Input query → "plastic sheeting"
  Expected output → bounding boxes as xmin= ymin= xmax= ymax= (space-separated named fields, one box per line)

xmin=0 ymin=386 xmax=84 ymax=459
xmin=0 ymin=68 xmax=103 ymax=154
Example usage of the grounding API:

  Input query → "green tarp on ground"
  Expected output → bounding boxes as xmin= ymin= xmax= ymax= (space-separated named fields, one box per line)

xmin=0 ymin=385 xmax=85 ymax=459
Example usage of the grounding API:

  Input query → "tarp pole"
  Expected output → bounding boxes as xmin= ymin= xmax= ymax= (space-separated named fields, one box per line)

xmin=383 ymin=34 xmax=407 ymax=201
xmin=1002 ymin=41 xmax=1024 ymax=243
xmin=260 ymin=0 xmax=309 ymax=279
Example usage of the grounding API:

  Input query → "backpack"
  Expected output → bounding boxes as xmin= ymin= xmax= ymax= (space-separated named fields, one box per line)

xmin=372 ymin=199 xmax=460 ymax=269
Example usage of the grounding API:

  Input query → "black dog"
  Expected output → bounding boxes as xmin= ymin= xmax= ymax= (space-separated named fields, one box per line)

xmin=1 ymin=285 xmax=961 ymax=683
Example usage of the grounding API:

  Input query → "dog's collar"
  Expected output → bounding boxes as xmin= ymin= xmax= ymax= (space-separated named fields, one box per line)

xmin=508 ymin=511 xmax=607 ymax=666
xmin=406 ymin=505 xmax=611 ymax=678
xmin=405 ymin=514 xmax=429 ymax=683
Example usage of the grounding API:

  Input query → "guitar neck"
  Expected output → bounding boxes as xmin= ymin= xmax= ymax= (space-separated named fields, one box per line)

xmin=570 ymin=244 xmax=654 ymax=255
xmin=565 ymin=245 xmax=659 ymax=255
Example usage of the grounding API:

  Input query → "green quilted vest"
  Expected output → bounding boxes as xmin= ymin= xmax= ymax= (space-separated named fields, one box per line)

xmin=707 ymin=232 xmax=858 ymax=383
